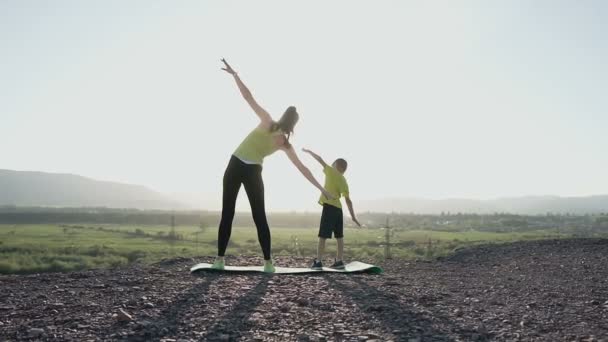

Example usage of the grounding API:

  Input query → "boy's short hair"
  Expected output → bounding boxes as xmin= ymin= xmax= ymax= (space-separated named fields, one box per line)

xmin=334 ymin=158 xmax=348 ymax=172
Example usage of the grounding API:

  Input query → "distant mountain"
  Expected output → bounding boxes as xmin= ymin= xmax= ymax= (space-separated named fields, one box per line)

xmin=0 ymin=169 xmax=183 ymax=210
xmin=2 ymin=169 xmax=606 ymax=214
xmin=359 ymin=195 xmax=608 ymax=215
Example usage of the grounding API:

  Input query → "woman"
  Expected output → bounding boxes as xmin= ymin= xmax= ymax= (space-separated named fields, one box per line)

xmin=213 ymin=59 xmax=333 ymax=273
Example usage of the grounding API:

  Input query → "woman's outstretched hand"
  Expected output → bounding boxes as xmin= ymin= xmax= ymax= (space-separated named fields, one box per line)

xmin=221 ymin=58 xmax=237 ymax=75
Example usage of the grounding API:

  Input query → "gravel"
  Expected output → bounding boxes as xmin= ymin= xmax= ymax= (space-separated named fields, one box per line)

xmin=1 ymin=239 xmax=608 ymax=341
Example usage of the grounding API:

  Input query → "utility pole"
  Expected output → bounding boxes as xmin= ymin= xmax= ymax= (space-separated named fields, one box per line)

xmin=383 ymin=217 xmax=392 ymax=260
xmin=196 ymin=220 xmax=206 ymax=256
xmin=291 ymin=235 xmax=301 ymax=257
xmin=169 ymin=214 xmax=176 ymax=256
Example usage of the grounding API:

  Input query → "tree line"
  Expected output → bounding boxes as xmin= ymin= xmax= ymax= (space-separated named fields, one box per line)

xmin=1 ymin=206 xmax=607 ymax=233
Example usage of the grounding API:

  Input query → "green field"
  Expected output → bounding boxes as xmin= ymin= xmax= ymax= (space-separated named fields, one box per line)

xmin=0 ymin=224 xmax=569 ymax=274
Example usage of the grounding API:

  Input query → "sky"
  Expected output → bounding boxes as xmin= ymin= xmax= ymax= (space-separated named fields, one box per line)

xmin=2 ymin=1 xmax=607 ymax=211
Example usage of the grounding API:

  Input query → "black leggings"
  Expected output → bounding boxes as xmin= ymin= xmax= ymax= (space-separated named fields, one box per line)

xmin=217 ymin=155 xmax=271 ymax=260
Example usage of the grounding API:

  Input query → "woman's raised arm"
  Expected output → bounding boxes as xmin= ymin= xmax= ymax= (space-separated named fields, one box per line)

xmin=221 ymin=58 xmax=272 ymax=127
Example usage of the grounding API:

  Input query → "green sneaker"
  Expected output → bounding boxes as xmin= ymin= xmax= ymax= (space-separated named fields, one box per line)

xmin=211 ymin=258 xmax=225 ymax=270
xmin=263 ymin=260 xmax=275 ymax=273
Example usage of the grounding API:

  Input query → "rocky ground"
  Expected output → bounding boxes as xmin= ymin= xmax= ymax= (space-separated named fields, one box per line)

xmin=1 ymin=238 xmax=608 ymax=341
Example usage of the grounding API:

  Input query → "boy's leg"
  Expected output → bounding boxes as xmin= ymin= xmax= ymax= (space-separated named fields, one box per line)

xmin=317 ymin=238 xmax=326 ymax=260
xmin=336 ymin=238 xmax=344 ymax=261
xmin=334 ymin=207 xmax=344 ymax=261
xmin=328 ymin=207 xmax=345 ymax=269
xmin=317 ymin=205 xmax=333 ymax=261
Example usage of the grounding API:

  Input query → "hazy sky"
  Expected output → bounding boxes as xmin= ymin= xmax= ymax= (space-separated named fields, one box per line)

xmin=2 ymin=1 xmax=607 ymax=211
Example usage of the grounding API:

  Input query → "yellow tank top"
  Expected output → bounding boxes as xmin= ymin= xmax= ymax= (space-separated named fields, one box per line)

xmin=233 ymin=127 xmax=282 ymax=164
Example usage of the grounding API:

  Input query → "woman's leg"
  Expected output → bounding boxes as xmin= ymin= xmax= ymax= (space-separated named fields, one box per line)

xmin=243 ymin=166 xmax=272 ymax=260
xmin=217 ymin=157 xmax=242 ymax=257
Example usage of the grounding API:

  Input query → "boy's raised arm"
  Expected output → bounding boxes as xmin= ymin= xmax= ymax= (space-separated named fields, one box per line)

xmin=345 ymin=197 xmax=362 ymax=227
xmin=302 ymin=148 xmax=328 ymax=168
xmin=283 ymin=146 xmax=334 ymax=200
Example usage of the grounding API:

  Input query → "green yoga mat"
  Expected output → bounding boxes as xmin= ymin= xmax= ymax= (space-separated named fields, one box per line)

xmin=190 ymin=261 xmax=383 ymax=274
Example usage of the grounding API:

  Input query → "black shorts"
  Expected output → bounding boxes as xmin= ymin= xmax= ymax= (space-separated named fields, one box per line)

xmin=318 ymin=204 xmax=344 ymax=239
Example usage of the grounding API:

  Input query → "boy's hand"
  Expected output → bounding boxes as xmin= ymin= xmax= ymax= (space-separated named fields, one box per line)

xmin=353 ymin=218 xmax=362 ymax=228
xmin=302 ymin=148 xmax=327 ymax=167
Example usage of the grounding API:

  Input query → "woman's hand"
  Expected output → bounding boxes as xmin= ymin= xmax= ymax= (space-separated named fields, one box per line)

xmin=221 ymin=58 xmax=237 ymax=75
xmin=221 ymin=58 xmax=272 ymax=125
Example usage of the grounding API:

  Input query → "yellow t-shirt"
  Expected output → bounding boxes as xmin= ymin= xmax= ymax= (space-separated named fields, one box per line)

xmin=233 ymin=127 xmax=282 ymax=164
xmin=318 ymin=165 xmax=349 ymax=209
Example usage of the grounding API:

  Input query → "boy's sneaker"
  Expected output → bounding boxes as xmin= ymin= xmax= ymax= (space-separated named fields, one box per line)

xmin=330 ymin=260 xmax=345 ymax=269
xmin=211 ymin=258 xmax=225 ymax=270
xmin=311 ymin=259 xmax=323 ymax=270
xmin=263 ymin=260 xmax=275 ymax=273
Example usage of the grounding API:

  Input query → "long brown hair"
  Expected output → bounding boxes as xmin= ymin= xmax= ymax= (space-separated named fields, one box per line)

xmin=271 ymin=106 xmax=299 ymax=148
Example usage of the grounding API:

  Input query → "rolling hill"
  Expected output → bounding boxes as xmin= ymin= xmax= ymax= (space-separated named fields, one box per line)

xmin=1 ymin=169 xmax=606 ymax=214
xmin=0 ymin=169 xmax=182 ymax=210
xmin=358 ymin=195 xmax=608 ymax=214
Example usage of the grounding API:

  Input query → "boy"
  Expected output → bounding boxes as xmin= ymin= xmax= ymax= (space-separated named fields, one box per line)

xmin=302 ymin=148 xmax=361 ymax=269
